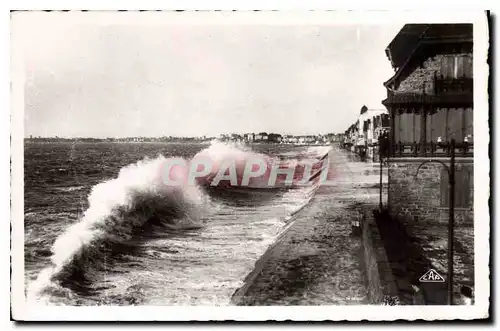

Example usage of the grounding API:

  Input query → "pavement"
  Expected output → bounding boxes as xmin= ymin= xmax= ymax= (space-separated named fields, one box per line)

xmin=232 ymin=145 xmax=387 ymax=305
xmin=403 ymin=209 xmax=475 ymax=304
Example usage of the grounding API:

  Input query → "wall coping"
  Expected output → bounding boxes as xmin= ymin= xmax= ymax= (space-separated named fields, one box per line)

xmin=436 ymin=207 xmax=472 ymax=211
xmin=362 ymin=209 xmax=401 ymax=304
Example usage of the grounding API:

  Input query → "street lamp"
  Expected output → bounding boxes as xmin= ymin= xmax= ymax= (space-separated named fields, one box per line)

xmin=378 ymin=130 xmax=391 ymax=211
xmin=414 ymin=139 xmax=456 ymax=305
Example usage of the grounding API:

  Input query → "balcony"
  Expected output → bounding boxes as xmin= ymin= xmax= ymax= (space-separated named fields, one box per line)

xmin=382 ymin=75 xmax=473 ymax=108
xmin=434 ymin=76 xmax=473 ymax=95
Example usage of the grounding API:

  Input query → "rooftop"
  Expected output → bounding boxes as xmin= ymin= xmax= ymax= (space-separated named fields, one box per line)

xmin=385 ymin=24 xmax=473 ymax=71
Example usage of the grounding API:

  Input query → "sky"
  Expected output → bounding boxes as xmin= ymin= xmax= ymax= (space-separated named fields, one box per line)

xmin=20 ymin=13 xmax=402 ymax=138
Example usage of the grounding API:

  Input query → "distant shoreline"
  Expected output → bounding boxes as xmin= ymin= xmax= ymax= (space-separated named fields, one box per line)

xmin=24 ymin=140 xmax=334 ymax=147
xmin=24 ymin=139 xmax=214 ymax=144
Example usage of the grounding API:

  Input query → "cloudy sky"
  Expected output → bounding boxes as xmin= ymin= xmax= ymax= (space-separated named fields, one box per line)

xmin=19 ymin=13 xmax=402 ymax=138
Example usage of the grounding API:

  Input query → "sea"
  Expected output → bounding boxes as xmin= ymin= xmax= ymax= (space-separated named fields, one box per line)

xmin=24 ymin=140 xmax=331 ymax=305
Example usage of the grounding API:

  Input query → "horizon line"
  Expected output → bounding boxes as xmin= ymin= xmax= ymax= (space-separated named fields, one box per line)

xmin=24 ymin=132 xmax=344 ymax=139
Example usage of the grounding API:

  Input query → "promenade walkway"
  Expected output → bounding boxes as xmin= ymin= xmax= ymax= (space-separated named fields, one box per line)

xmin=232 ymin=146 xmax=387 ymax=305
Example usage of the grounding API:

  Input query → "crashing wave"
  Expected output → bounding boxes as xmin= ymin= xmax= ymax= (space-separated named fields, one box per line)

xmin=27 ymin=141 xmax=331 ymax=304
xmin=28 ymin=155 xmax=206 ymax=303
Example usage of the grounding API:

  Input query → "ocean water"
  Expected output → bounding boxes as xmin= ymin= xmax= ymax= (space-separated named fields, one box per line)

xmin=24 ymin=141 xmax=330 ymax=305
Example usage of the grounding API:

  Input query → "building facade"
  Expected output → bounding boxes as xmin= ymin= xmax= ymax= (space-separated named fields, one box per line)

xmin=341 ymin=106 xmax=389 ymax=161
xmin=358 ymin=106 xmax=389 ymax=161
xmin=342 ymin=123 xmax=358 ymax=151
xmin=382 ymin=24 xmax=473 ymax=227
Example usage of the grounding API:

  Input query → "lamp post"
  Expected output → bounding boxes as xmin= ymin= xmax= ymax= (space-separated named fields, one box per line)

xmin=414 ymin=139 xmax=455 ymax=305
xmin=379 ymin=149 xmax=383 ymax=210
xmin=378 ymin=130 xmax=390 ymax=211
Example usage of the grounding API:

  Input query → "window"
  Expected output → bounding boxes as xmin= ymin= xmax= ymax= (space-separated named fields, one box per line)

xmin=426 ymin=111 xmax=433 ymax=142
xmin=394 ymin=111 xmax=401 ymax=142
xmin=414 ymin=113 xmax=421 ymax=142
xmin=447 ymin=108 xmax=464 ymax=142
xmin=440 ymin=168 xmax=472 ymax=208
xmin=398 ymin=113 xmax=414 ymax=143
xmin=463 ymin=55 xmax=473 ymax=78
xmin=440 ymin=55 xmax=473 ymax=79
xmin=381 ymin=114 xmax=390 ymax=127
xmin=464 ymin=107 xmax=473 ymax=142
xmin=427 ymin=108 xmax=471 ymax=143
xmin=429 ymin=108 xmax=447 ymax=142
xmin=441 ymin=55 xmax=455 ymax=78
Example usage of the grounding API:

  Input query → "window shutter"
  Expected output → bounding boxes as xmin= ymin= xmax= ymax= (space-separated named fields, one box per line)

xmin=452 ymin=56 xmax=457 ymax=78
xmin=464 ymin=55 xmax=473 ymax=78
xmin=414 ymin=113 xmax=421 ymax=143
xmin=441 ymin=56 xmax=448 ymax=78
xmin=450 ymin=56 xmax=457 ymax=78
xmin=456 ymin=56 xmax=465 ymax=78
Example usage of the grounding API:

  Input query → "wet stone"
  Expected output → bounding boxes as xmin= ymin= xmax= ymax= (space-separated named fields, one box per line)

xmin=233 ymin=147 xmax=386 ymax=305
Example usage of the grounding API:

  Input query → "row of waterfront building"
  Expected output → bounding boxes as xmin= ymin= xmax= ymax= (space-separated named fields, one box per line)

xmin=340 ymin=106 xmax=390 ymax=161
xmin=219 ymin=132 xmax=342 ymax=145
xmin=26 ymin=133 xmax=345 ymax=145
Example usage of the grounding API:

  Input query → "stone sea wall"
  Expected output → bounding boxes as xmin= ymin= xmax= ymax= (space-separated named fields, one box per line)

xmin=387 ymin=157 xmax=474 ymax=226
xmin=361 ymin=210 xmax=400 ymax=304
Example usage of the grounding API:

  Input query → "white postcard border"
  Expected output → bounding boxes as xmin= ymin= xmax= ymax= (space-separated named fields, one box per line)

xmin=10 ymin=9 xmax=490 ymax=321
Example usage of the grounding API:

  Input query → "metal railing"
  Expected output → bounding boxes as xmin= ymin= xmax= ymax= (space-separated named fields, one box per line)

xmin=383 ymin=75 xmax=473 ymax=107
xmin=434 ymin=76 xmax=473 ymax=95
xmin=390 ymin=141 xmax=473 ymax=157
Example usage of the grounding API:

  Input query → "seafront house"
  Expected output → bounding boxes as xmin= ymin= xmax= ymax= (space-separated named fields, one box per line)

xmin=382 ymin=23 xmax=473 ymax=223
xmin=342 ymin=123 xmax=356 ymax=151
xmin=268 ymin=133 xmax=283 ymax=143
xmin=372 ymin=113 xmax=390 ymax=162
xmin=350 ymin=121 xmax=359 ymax=152
xmin=347 ymin=123 xmax=358 ymax=152
xmin=341 ymin=106 xmax=389 ymax=161
xmin=243 ymin=133 xmax=255 ymax=143
xmin=358 ymin=106 xmax=388 ymax=161
xmin=381 ymin=24 xmax=474 ymax=301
